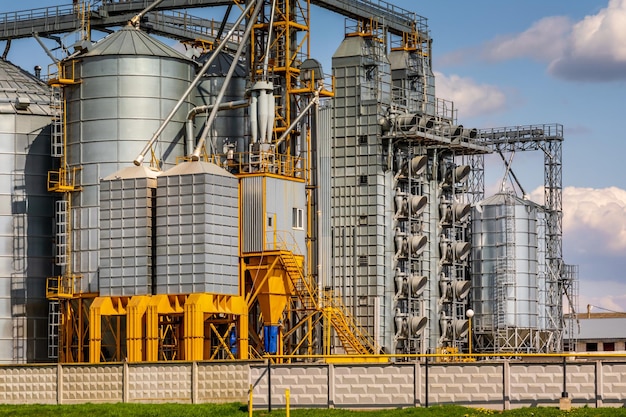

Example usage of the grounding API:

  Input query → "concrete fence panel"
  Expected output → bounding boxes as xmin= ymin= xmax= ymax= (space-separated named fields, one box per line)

xmin=61 ymin=364 xmax=123 ymax=404
xmin=333 ymin=364 xmax=414 ymax=408
xmin=197 ymin=362 xmax=249 ymax=403
xmin=601 ymin=362 xmax=626 ymax=407
xmin=428 ymin=363 xmax=502 ymax=409
xmin=127 ymin=363 xmax=192 ymax=403
xmin=0 ymin=365 xmax=56 ymax=404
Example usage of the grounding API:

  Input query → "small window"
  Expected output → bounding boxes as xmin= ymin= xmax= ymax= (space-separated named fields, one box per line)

xmin=359 ymin=215 xmax=368 ymax=226
xmin=268 ymin=216 xmax=273 ymax=228
xmin=358 ymin=255 xmax=368 ymax=266
xmin=603 ymin=342 xmax=615 ymax=351
xmin=586 ymin=342 xmax=598 ymax=352
xmin=358 ymin=135 xmax=368 ymax=145
xmin=292 ymin=208 xmax=304 ymax=229
xmin=359 ymin=175 xmax=368 ymax=185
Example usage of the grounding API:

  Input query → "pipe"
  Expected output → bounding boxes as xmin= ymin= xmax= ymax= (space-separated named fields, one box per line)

xmin=133 ymin=0 xmax=256 ymax=166
xmin=185 ymin=100 xmax=249 ymax=155
xmin=274 ymin=87 xmax=322 ymax=148
xmin=129 ymin=0 xmax=165 ymax=28
xmin=262 ymin=0 xmax=277 ymax=81
xmin=192 ymin=0 xmax=264 ymax=160
xmin=33 ymin=34 xmax=59 ymax=63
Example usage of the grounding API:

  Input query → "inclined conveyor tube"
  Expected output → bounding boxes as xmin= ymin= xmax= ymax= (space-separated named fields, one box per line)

xmin=133 ymin=0 xmax=256 ymax=166
xmin=192 ymin=0 xmax=264 ymax=160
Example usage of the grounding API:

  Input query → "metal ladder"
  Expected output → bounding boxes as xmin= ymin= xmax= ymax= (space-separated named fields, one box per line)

xmin=50 ymin=85 xmax=63 ymax=157
xmin=48 ymin=301 xmax=60 ymax=359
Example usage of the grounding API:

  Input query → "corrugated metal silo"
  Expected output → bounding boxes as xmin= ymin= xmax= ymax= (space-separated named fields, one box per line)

xmin=155 ymin=161 xmax=238 ymax=295
xmin=194 ymin=51 xmax=247 ymax=156
xmin=0 ymin=59 xmax=55 ymax=363
xmin=471 ymin=192 xmax=549 ymax=352
xmin=99 ymin=165 xmax=159 ymax=296
xmin=63 ymin=26 xmax=195 ymax=292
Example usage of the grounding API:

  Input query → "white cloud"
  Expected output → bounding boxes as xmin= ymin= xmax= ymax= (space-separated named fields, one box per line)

xmin=443 ymin=0 xmax=626 ymax=81
xmin=434 ymin=71 xmax=507 ymax=118
xmin=482 ymin=16 xmax=572 ymax=63
xmin=529 ymin=186 xmax=626 ymax=254
xmin=550 ymin=0 xmax=626 ymax=81
xmin=527 ymin=186 xmax=626 ymax=311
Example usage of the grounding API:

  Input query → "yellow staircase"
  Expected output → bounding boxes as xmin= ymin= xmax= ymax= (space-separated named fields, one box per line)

xmin=278 ymin=250 xmax=378 ymax=356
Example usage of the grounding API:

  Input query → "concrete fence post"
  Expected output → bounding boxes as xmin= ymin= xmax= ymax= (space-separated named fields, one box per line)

xmin=123 ymin=361 xmax=129 ymax=403
xmin=503 ymin=361 xmax=510 ymax=410
xmin=57 ymin=363 xmax=63 ymax=405
xmin=596 ymin=360 xmax=603 ymax=408
xmin=192 ymin=361 xmax=198 ymax=404
xmin=328 ymin=363 xmax=335 ymax=408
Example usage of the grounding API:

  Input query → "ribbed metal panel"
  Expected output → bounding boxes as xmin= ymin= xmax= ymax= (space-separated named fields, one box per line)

xmin=99 ymin=166 xmax=158 ymax=296
xmin=318 ymin=104 xmax=332 ymax=288
xmin=0 ymin=60 xmax=54 ymax=363
xmin=241 ymin=176 xmax=262 ymax=253
xmin=155 ymin=161 xmax=238 ymax=295
xmin=264 ymin=177 xmax=306 ymax=254
xmin=65 ymin=28 xmax=194 ymax=293
xmin=331 ymin=34 xmax=392 ymax=350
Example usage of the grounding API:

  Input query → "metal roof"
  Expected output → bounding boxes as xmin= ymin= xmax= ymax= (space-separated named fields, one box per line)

xmin=477 ymin=192 xmax=543 ymax=209
xmin=0 ymin=59 xmax=50 ymax=115
xmin=81 ymin=25 xmax=192 ymax=60
xmin=571 ymin=317 xmax=626 ymax=340
xmin=102 ymin=165 xmax=160 ymax=181
xmin=160 ymin=160 xmax=235 ymax=178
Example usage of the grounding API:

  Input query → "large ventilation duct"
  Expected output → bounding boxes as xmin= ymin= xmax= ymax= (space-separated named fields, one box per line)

xmin=395 ymin=113 xmax=435 ymax=132
xmin=441 ymin=123 xmax=463 ymax=139
xmin=395 ymin=313 xmax=428 ymax=339
xmin=394 ymin=233 xmax=427 ymax=259
xmin=442 ymin=164 xmax=471 ymax=186
xmin=403 ymin=155 xmax=428 ymax=177
xmin=440 ymin=202 xmax=471 ymax=224
xmin=440 ymin=241 xmax=471 ymax=264
xmin=440 ymin=317 xmax=470 ymax=340
xmin=439 ymin=280 xmax=471 ymax=302
xmin=395 ymin=190 xmax=428 ymax=218
xmin=395 ymin=270 xmax=427 ymax=298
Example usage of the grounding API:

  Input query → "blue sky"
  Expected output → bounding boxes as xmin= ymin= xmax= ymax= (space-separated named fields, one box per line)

xmin=4 ymin=0 xmax=626 ymax=312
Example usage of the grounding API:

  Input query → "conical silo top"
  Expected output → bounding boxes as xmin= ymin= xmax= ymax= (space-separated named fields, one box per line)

xmin=81 ymin=25 xmax=191 ymax=60
xmin=0 ymin=59 xmax=51 ymax=115
xmin=160 ymin=160 xmax=236 ymax=178
xmin=197 ymin=50 xmax=247 ymax=77
xmin=478 ymin=192 xmax=542 ymax=209
xmin=102 ymin=164 xmax=161 ymax=181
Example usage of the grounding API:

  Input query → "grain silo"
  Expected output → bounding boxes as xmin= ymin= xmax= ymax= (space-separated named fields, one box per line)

xmin=0 ymin=59 xmax=55 ymax=363
xmin=61 ymin=25 xmax=195 ymax=293
xmin=471 ymin=192 xmax=553 ymax=352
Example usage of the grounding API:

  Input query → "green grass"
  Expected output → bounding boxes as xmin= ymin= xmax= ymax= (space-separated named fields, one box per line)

xmin=0 ymin=403 xmax=625 ymax=417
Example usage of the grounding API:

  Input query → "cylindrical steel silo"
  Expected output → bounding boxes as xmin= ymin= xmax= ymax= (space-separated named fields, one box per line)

xmin=63 ymin=26 xmax=195 ymax=292
xmin=0 ymin=59 xmax=56 ymax=363
xmin=471 ymin=192 xmax=547 ymax=351
xmin=193 ymin=51 xmax=247 ymax=157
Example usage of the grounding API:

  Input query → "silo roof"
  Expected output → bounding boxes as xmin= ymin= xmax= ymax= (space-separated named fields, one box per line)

xmin=102 ymin=164 xmax=160 ymax=180
xmin=0 ymin=59 xmax=50 ymax=115
xmin=81 ymin=25 xmax=191 ymax=60
xmin=160 ymin=160 xmax=235 ymax=178
xmin=477 ymin=192 xmax=542 ymax=209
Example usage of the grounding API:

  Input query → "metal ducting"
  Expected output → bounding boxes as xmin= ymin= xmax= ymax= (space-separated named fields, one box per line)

xmin=442 ymin=164 xmax=471 ymax=186
xmin=440 ymin=202 xmax=471 ymax=224
xmin=440 ymin=241 xmax=471 ymax=264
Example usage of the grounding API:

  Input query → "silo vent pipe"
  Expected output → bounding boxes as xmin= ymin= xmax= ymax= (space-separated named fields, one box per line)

xmin=185 ymin=100 xmax=249 ymax=155
xmin=133 ymin=0 xmax=256 ymax=166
